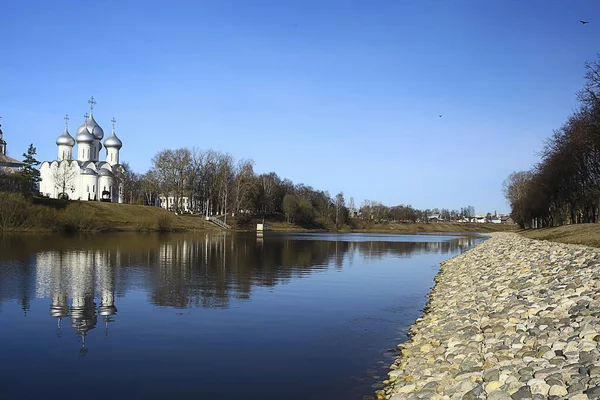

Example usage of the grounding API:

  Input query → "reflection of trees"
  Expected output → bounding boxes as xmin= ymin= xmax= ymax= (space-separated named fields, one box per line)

xmin=0 ymin=233 xmax=482 ymax=316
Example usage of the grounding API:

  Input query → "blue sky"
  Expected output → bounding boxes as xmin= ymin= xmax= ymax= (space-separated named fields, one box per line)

xmin=1 ymin=0 xmax=599 ymax=214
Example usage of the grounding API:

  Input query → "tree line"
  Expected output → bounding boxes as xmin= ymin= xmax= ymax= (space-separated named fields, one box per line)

xmin=118 ymin=147 xmax=478 ymax=229
xmin=503 ymin=55 xmax=600 ymax=228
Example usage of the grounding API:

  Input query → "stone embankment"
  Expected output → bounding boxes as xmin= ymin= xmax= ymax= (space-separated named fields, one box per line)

xmin=380 ymin=232 xmax=600 ymax=400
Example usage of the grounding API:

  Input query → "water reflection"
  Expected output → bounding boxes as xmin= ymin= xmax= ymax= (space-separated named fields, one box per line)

xmin=0 ymin=233 xmax=480 ymax=354
xmin=35 ymin=250 xmax=117 ymax=353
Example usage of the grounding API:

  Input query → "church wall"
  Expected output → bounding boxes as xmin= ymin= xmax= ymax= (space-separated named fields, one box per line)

xmin=57 ymin=145 xmax=72 ymax=161
xmin=106 ymin=148 xmax=119 ymax=166
xmin=98 ymin=175 xmax=113 ymax=201
xmin=81 ymin=174 xmax=99 ymax=201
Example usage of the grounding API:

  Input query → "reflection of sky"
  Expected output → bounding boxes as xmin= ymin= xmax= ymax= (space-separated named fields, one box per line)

xmin=0 ymin=232 xmax=484 ymax=400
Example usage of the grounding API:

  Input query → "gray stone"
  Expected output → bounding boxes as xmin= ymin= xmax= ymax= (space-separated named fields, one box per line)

xmin=488 ymin=390 xmax=512 ymax=400
xmin=511 ymin=386 xmax=532 ymax=400
xmin=485 ymin=369 xmax=501 ymax=382
xmin=587 ymin=385 xmax=600 ymax=399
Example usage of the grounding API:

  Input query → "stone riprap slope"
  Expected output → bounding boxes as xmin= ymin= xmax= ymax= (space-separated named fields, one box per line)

xmin=381 ymin=233 xmax=600 ymax=400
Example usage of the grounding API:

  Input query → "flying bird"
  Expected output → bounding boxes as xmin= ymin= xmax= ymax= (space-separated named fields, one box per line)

xmin=439 ymin=115 xmax=442 ymax=117
xmin=580 ymin=20 xmax=589 ymax=25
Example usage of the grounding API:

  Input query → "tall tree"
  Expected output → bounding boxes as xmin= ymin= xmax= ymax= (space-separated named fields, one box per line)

xmin=233 ymin=159 xmax=256 ymax=214
xmin=335 ymin=192 xmax=345 ymax=227
xmin=120 ymin=162 xmax=141 ymax=204
xmin=151 ymin=148 xmax=192 ymax=212
xmin=21 ymin=144 xmax=40 ymax=192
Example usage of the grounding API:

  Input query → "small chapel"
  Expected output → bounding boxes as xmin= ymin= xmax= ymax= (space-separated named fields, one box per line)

xmin=39 ymin=97 xmax=124 ymax=202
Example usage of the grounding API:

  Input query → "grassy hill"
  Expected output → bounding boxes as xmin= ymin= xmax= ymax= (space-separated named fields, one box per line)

xmin=352 ymin=222 xmax=517 ymax=233
xmin=0 ymin=193 xmax=519 ymax=235
xmin=0 ymin=194 xmax=217 ymax=233
xmin=520 ymin=224 xmax=600 ymax=248
xmin=57 ymin=201 xmax=216 ymax=232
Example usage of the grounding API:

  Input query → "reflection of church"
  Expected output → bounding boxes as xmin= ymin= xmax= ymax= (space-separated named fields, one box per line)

xmin=36 ymin=249 xmax=118 ymax=353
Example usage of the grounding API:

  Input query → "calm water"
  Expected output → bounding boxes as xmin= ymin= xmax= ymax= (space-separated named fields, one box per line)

xmin=0 ymin=232 xmax=483 ymax=400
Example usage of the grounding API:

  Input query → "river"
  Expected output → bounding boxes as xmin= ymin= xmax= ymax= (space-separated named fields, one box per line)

xmin=0 ymin=232 xmax=484 ymax=400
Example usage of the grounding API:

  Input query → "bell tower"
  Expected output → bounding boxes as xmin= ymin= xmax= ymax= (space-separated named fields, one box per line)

xmin=0 ymin=116 xmax=6 ymax=156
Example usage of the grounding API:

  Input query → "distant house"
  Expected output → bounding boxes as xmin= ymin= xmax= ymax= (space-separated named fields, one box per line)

xmin=159 ymin=195 xmax=190 ymax=213
xmin=500 ymin=215 xmax=515 ymax=225
xmin=0 ymin=123 xmax=24 ymax=173
xmin=474 ymin=215 xmax=487 ymax=223
xmin=348 ymin=209 xmax=360 ymax=219
xmin=491 ymin=218 xmax=501 ymax=224
xmin=428 ymin=214 xmax=441 ymax=223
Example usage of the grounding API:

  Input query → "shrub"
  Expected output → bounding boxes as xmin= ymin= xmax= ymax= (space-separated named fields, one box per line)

xmin=60 ymin=203 xmax=96 ymax=233
xmin=156 ymin=213 xmax=174 ymax=231
xmin=27 ymin=205 xmax=59 ymax=229
xmin=314 ymin=216 xmax=336 ymax=231
xmin=0 ymin=193 xmax=31 ymax=231
xmin=234 ymin=212 xmax=253 ymax=227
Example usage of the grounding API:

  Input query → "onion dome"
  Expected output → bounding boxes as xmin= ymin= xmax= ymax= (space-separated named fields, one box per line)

xmin=56 ymin=127 xmax=75 ymax=147
xmin=76 ymin=121 xmax=89 ymax=137
xmin=99 ymin=304 xmax=117 ymax=317
xmin=81 ymin=168 xmax=97 ymax=175
xmin=50 ymin=303 xmax=69 ymax=319
xmin=104 ymin=129 xmax=122 ymax=150
xmin=76 ymin=128 xmax=94 ymax=143
xmin=86 ymin=115 xmax=104 ymax=140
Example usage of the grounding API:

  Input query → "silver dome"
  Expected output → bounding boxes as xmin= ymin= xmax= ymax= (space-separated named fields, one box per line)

xmin=76 ymin=121 xmax=88 ymax=137
xmin=86 ymin=115 xmax=104 ymax=140
xmin=97 ymin=168 xmax=113 ymax=177
xmin=56 ymin=128 xmax=75 ymax=147
xmin=104 ymin=130 xmax=123 ymax=149
xmin=81 ymin=167 xmax=97 ymax=175
xmin=99 ymin=305 xmax=117 ymax=316
xmin=76 ymin=128 xmax=94 ymax=143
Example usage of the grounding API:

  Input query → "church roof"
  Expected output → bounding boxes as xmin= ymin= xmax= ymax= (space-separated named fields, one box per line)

xmin=0 ymin=153 xmax=24 ymax=167
xmin=104 ymin=130 xmax=122 ymax=149
xmin=56 ymin=127 xmax=76 ymax=147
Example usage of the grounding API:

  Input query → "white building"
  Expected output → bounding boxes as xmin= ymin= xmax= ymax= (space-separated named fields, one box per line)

xmin=39 ymin=98 xmax=124 ymax=202
xmin=158 ymin=195 xmax=191 ymax=212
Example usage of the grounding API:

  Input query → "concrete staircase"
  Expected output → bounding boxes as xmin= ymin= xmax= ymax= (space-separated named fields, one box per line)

xmin=206 ymin=216 xmax=231 ymax=229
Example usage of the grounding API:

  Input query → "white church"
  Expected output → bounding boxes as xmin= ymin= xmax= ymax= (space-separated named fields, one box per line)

xmin=40 ymin=97 xmax=124 ymax=202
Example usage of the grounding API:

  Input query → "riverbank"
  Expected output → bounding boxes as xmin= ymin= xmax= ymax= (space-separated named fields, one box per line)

xmin=380 ymin=232 xmax=600 ymax=399
xmin=520 ymin=223 xmax=600 ymax=248
xmin=0 ymin=194 xmax=217 ymax=233
xmin=0 ymin=194 xmax=518 ymax=234
xmin=233 ymin=217 xmax=517 ymax=234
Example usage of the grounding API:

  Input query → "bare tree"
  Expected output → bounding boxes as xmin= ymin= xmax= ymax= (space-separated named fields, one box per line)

xmin=151 ymin=148 xmax=192 ymax=212
xmin=233 ymin=159 xmax=256 ymax=215
xmin=335 ymin=192 xmax=345 ymax=227
xmin=52 ymin=161 xmax=77 ymax=199
xmin=141 ymin=170 xmax=160 ymax=206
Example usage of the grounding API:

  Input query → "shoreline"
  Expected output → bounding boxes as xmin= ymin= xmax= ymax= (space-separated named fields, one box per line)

xmin=379 ymin=232 xmax=600 ymax=399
